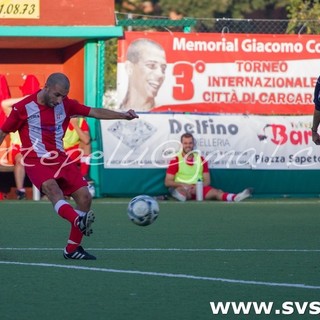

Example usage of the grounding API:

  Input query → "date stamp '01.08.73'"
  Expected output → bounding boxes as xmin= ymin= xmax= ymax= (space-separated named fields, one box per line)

xmin=0 ymin=0 xmax=39 ymax=19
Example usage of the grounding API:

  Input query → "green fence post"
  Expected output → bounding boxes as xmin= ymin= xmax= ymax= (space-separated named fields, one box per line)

xmin=84 ymin=40 xmax=101 ymax=197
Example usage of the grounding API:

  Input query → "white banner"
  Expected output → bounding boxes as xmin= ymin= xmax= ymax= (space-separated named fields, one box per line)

xmin=100 ymin=114 xmax=319 ymax=170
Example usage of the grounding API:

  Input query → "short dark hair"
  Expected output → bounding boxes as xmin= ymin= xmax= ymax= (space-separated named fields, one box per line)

xmin=46 ymin=73 xmax=70 ymax=90
xmin=180 ymin=132 xmax=194 ymax=142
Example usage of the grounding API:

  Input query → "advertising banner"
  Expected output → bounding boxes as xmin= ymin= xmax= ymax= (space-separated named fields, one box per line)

xmin=100 ymin=114 xmax=317 ymax=170
xmin=116 ymin=32 xmax=320 ymax=114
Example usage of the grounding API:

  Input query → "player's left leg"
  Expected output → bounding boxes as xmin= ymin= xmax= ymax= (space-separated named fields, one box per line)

xmin=56 ymin=168 xmax=95 ymax=258
xmin=204 ymin=186 xmax=235 ymax=201
xmin=25 ymin=157 xmax=96 ymax=259
xmin=61 ymin=186 xmax=95 ymax=259
xmin=71 ymin=186 xmax=95 ymax=237
xmin=204 ymin=186 xmax=252 ymax=202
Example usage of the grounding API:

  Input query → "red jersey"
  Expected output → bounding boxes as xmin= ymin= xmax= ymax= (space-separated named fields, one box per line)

xmin=167 ymin=155 xmax=209 ymax=175
xmin=1 ymin=92 xmax=90 ymax=159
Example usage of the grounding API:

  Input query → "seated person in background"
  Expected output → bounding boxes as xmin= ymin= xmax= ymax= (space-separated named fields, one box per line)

xmin=63 ymin=117 xmax=95 ymax=195
xmin=9 ymin=131 xmax=26 ymax=199
xmin=1 ymin=76 xmax=40 ymax=199
xmin=0 ymin=74 xmax=10 ymax=166
xmin=0 ymin=133 xmax=9 ymax=166
xmin=164 ymin=132 xmax=252 ymax=202
xmin=2 ymin=98 xmax=27 ymax=199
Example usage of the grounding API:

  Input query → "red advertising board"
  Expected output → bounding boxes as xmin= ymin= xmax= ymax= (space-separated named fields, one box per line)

xmin=117 ymin=32 xmax=320 ymax=114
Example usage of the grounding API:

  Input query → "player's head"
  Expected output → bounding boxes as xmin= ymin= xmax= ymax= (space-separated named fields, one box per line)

xmin=43 ymin=73 xmax=70 ymax=107
xmin=180 ymin=133 xmax=195 ymax=154
xmin=125 ymin=38 xmax=167 ymax=100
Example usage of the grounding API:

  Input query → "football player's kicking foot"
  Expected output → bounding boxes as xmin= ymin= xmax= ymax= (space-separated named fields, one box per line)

xmin=78 ymin=210 xmax=95 ymax=236
xmin=63 ymin=246 xmax=96 ymax=260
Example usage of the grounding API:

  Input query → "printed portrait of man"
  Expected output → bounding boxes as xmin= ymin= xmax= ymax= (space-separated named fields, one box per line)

xmin=120 ymin=38 xmax=167 ymax=111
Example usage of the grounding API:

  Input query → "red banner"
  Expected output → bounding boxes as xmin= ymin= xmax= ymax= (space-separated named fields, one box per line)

xmin=117 ymin=32 xmax=320 ymax=114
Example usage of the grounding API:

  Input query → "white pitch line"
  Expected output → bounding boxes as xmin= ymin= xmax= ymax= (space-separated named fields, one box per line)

xmin=0 ymin=260 xmax=319 ymax=290
xmin=1 ymin=200 xmax=320 ymax=205
xmin=89 ymin=248 xmax=320 ymax=252
xmin=0 ymin=247 xmax=319 ymax=252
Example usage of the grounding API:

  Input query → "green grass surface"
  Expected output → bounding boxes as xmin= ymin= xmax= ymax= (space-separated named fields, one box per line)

xmin=1 ymin=198 xmax=320 ymax=320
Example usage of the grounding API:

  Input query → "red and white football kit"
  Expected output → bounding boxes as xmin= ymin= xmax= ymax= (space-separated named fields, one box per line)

xmin=1 ymin=92 xmax=91 ymax=195
xmin=167 ymin=154 xmax=238 ymax=201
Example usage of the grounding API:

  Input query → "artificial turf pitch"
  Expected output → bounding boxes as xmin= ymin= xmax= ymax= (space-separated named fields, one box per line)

xmin=1 ymin=198 xmax=320 ymax=319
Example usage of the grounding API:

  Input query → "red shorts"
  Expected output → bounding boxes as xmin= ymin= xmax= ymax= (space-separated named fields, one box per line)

xmin=24 ymin=154 xmax=88 ymax=196
xmin=65 ymin=144 xmax=81 ymax=163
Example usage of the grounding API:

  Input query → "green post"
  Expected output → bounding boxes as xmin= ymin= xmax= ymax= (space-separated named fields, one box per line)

xmin=84 ymin=40 xmax=102 ymax=197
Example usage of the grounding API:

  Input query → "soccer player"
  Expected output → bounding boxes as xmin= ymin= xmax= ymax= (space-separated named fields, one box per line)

xmin=0 ymin=72 xmax=138 ymax=260
xmin=311 ymin=76 xmax=320 ymax=144
xmin=165 ymin=133 xmax=252 ymax=202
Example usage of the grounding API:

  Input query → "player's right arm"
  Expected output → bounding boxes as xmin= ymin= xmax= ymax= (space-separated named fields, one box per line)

xmin=312 ymin=76 xmax=320 ymax=145
xmin=0 ymin=99 xmax=18 ymax=144
xmin=164 ymin=172 xmax=180 ymax=188
xmin=311 ymin=77 xmax=320 ymax=145
xmin=164 ymin=157 xmax=190 ymax=189
xmin=165 ymin=157 xmax=178 ymax=188
xmin=1 ymin=98 xmax=25 ymax=116
xmin=312 ymin=109 xmax=320 ymax=145
xmin=0 ymin=104 xmax=23 ymax=145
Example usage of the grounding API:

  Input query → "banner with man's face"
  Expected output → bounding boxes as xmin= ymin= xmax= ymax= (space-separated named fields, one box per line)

xmin=117 ymin=31 xmax=320 ymax=114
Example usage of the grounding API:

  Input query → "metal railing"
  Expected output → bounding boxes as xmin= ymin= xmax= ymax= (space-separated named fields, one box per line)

xmin=116 ymin=12 xmax=320 ymax=35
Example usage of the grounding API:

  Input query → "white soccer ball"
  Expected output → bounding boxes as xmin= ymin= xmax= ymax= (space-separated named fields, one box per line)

xmin=127 ymin=195 xmax=159 ymax=226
